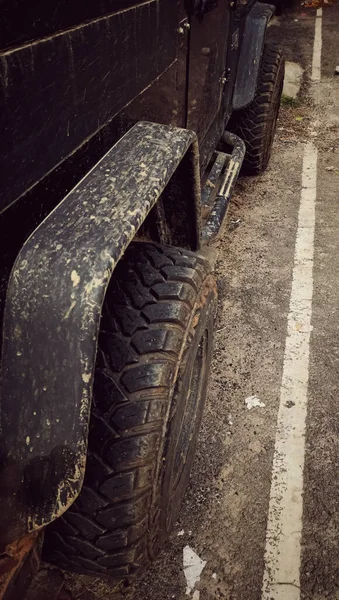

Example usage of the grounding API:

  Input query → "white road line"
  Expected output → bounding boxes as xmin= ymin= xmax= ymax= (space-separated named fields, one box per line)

xmin=261 ymin=142 xmax=317 ymax=600
xmin=312 ymin=8 xmax=323 ymax=82
xmin=261 ymin=10 xmax=323 ymax=593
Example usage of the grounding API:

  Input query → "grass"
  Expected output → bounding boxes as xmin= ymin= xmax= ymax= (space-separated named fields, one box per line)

xmin=281 ymin=94 xmax=301 ymax=108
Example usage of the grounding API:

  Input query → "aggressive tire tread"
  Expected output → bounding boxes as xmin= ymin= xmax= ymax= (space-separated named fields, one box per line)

xmin=230 ymin=43 xmax=285 ymax=174
xmin=44 ymin=242 xmax=213 ymax=579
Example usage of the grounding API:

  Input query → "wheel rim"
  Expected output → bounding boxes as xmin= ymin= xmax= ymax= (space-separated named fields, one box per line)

xmin=171 ymin=329 xmax=208 ymax=492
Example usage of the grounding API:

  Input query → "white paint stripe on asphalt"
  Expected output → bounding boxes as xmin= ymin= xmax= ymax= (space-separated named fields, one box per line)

xmin=312 ymin=8 xmax=323 ymax=82
xmin=261 ymin=141 xmax=318 ymax=600
xmin=261 ymin=13 xmax=322 ymax=597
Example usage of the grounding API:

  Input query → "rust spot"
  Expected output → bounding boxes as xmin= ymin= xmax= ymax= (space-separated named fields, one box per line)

xmin=190 ymin=274 xmax=217 ymax=334
xmin=0 ymin=557 xmax=16 ymax=579
xmin=0 ymin=532 xmax=38 ymax=600
xmin=198 ymin=275 xmax=218 ymax=310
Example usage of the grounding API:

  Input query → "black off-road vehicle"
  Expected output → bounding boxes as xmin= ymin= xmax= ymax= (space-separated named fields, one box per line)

xmin=0 ymin=0 xmax=284 ymax=596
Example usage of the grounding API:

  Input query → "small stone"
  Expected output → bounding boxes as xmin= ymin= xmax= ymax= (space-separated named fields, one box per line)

xmin=335 ymin=66 xmax=339 ymax=76
xmin=249 ymin=440 xmax=264 ymax=454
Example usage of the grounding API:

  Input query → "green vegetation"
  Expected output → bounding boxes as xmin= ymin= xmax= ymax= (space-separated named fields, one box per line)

xmin=281 ymin=94 xmax=300 ymax=108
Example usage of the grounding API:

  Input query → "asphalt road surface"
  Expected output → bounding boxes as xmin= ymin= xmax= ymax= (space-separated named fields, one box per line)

xmin=26 ymin=3 xmax=339 ymax=599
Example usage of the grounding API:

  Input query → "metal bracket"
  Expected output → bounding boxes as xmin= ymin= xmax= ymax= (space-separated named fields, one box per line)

xmin=201 ymin=131 xmax=245 ymax=242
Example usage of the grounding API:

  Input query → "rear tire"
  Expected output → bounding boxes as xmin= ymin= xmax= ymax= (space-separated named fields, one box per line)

xmin=43 ymin=242 xmax=217 ymax=581
xmin=229 ymin=43 xmax=285 ymax=175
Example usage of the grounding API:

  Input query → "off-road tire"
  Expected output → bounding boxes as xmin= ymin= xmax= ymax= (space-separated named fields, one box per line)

xmin=230 ymin=43 xmax=284 ymax=175
xmin=43 ymin=242 xmax=217 ymax=581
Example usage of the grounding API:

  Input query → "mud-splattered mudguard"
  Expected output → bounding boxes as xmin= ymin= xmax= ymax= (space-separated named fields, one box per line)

xmin=232 ymin=2 xmax=275 ymax=111
xmin=0 ymin=121 xmax=200 ymax=549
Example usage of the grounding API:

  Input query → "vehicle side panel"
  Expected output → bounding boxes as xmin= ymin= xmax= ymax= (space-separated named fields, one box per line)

xmin=0 ymin=0 xmax=182 ymax=213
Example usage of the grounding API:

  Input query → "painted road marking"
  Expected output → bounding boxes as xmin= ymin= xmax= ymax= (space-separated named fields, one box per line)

xmin=312 ymin=8 xmax=323 ymax=82
xmin=261 ymin=142 xmax=317 ymax=600
xmin=261 ymin=11 xmax=322 ymax=594
xmin=261 ymin=14 xmax=322 ymax=599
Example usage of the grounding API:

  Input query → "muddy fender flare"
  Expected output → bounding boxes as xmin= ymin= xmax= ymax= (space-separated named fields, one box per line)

xmin=0 ymin=121 xmax=201 ymax=549
xmin=232 ymin=2 xmax=275 ymax=111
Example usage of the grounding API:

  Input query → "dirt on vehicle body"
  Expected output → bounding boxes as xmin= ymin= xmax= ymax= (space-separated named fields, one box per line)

xmin=0 ymin=1 xmax=284 ymax=597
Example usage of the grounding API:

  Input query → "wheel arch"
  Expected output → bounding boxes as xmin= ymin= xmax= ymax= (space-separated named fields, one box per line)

xmin=0 ymin=121 xmax=201 ymax=550
xmin=232 ymin=2 xmax=275 ymax=111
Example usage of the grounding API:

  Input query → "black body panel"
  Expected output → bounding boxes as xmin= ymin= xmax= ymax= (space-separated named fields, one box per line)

xmin=0 ymin=1 xmax=180 ymax=213
xmin=0 ymin=0 xmax=160 ymax=52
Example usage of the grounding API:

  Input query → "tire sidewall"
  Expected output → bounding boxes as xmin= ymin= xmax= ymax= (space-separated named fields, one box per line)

xmin=262 ymin=49 xmax=285 ymax=170
xmin=158 ymin=283 xmax=217 ymax=541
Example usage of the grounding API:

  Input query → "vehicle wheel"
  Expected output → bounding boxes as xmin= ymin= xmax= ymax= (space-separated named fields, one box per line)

xmin=43 ymin=242 xmax=217 ymax=580
xmin=229 ymin=43 xmax=284 ymax=175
